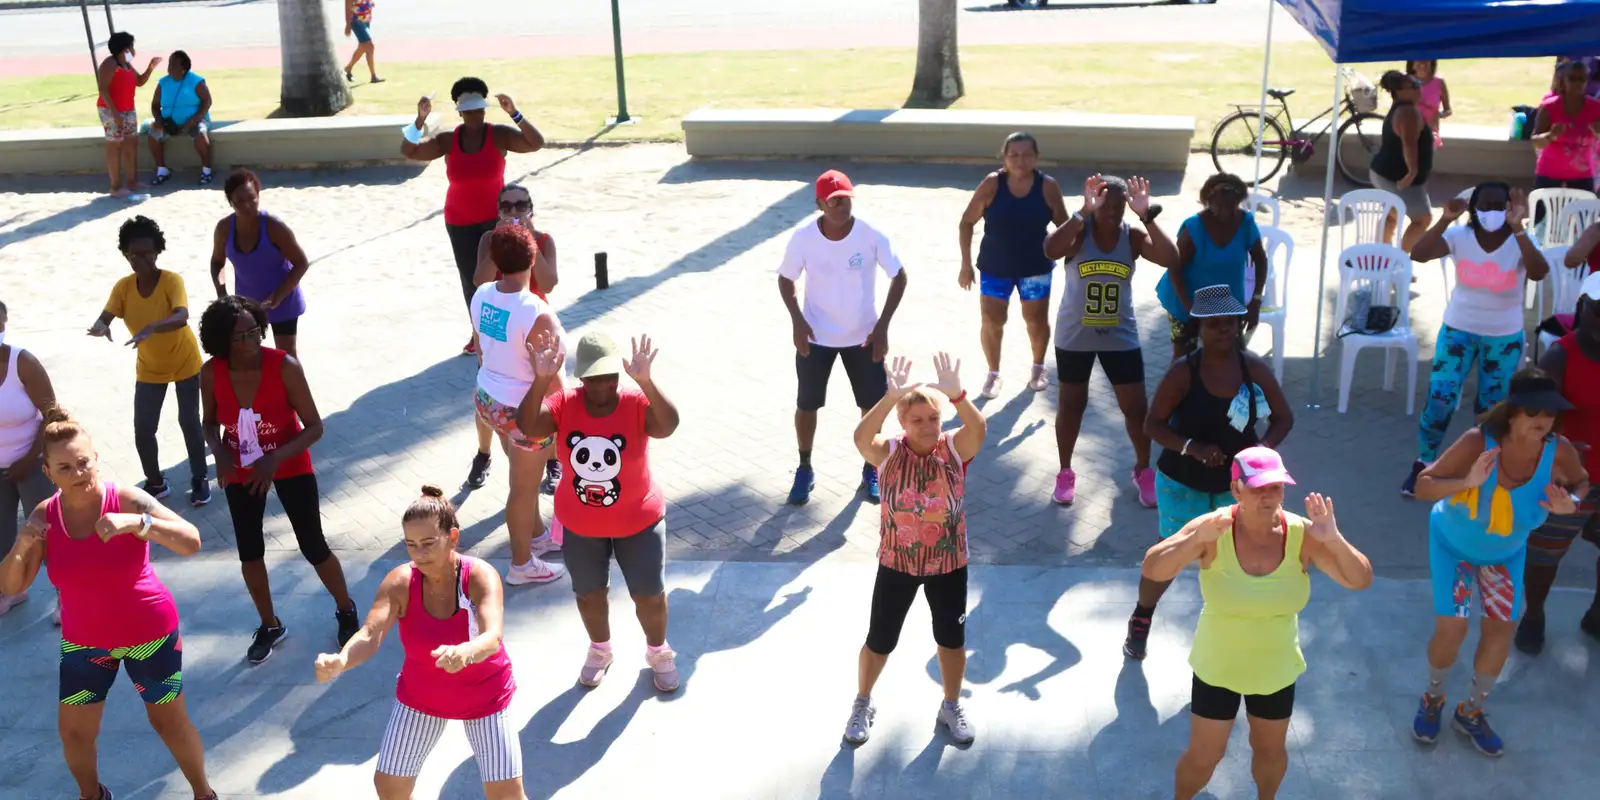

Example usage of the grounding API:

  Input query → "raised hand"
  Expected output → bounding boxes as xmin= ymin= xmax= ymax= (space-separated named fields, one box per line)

xmin=1508 ymin=188 xmax=1529 ymax=231
xmin=432 ymin=644 xmax=471 ymax=674
xmin=1304 ymin=493 xmax=1340 ymax=541
xmin=496 ymin=94 xmax=518 ymax=117
xmin=88 ymin=320 xmax=112 ymax=342
xmin=625 ymin=335 xmax=658 ymax=383
xmin=148 ymin=56 xmax=163 ymax=71
xmin=1464 ymin=447 xmax=1499 ymax=489
xmin=525 ymin=330 xmax=564 ymax=379
xmin=314 ymin=652 xmax=347 ymax=683
xmin=1194 ymin=506 xmax=1235 ymax=543
xmin=931 ymin=351 xmax=963 ymax=400
xmin=1540 ymin=483 xmax=1579 ymax=515
xmin=94 ymin=512 xmax=144 ymax=542
xmin=1442 ymin=198 xmax=1469 ymax=221
xmin=1081 ymin=174 xmax=1105 ymax=215
xmin=886 ymin=355 xmax=917 ymax=395
xmin=415 ymin=95 xmax=433 ymax=126
xmin=1127 ymin=176 xmax=1153 ymax=219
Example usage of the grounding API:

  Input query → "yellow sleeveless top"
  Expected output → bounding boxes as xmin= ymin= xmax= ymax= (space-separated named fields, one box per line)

xmin=1188 ymin=510 xmax=1311 ymax=696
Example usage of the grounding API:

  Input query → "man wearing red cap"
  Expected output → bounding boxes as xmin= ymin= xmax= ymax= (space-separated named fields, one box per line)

xmin=778 ymin=169 xmax=909 ymax=505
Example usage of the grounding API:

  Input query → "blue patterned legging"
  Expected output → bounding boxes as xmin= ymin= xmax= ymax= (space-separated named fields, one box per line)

xmin=1418 ymin=324 xmax=1524 ymax=462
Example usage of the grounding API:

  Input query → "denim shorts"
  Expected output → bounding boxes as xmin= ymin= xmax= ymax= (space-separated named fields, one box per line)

xmin=980 ymin=272 xmax=1052 ymax=302
xmin=351 ymin=19 xmax=373 ymax=43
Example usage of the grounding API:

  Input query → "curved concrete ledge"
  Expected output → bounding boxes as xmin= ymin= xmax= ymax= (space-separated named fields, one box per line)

xmin=682 ymin=108 xmax=1196 ymax=171
xmin=1295 ymin=123 xmax=1536 ymax=181
xmin=0 ymin=114 xmax=418 ymax=176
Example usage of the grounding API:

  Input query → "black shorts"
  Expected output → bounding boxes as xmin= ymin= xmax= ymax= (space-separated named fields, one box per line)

xmin=796 ymin=344 xmax=887 ymax=412
xmin=865 ymin=564 xmax=968 ymax=655
xmin=1190 ymin=673 xmax=1296 ymax=721
xmin=269 ymin=318 xmax=299 ymax=337
xmin=1055 ymin=347 xmax=1145 ymax=386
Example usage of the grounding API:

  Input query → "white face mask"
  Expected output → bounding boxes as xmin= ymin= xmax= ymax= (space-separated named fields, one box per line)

xmin=1476 ymin=209 xmax=1507 ymax=232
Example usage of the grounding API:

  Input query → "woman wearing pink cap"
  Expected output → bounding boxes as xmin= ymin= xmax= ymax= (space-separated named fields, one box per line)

xmin=1142 ymin=446 xmax=1372 ymax=800
xmin=314 ymin=484 xmax=522 ymax=800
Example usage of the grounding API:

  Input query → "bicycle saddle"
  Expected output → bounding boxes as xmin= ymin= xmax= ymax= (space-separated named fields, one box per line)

xmin=1266 ymin=88 xmax=1295 ymax=101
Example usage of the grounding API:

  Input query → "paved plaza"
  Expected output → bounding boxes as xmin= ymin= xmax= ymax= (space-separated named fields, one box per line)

xmin=1 ymin=145 xmax=1597 ymax=797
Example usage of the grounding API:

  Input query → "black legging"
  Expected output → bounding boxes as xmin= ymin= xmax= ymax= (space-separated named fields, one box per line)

xmin=865 ymin=564 xmax=968 ymax=655
xmin=445 ymin=219 xmax=498 ymax=309
xmin=224 ymin=472 xmax=332 ymax=565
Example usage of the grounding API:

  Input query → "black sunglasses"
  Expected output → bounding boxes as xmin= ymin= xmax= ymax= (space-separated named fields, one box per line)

xmin=499 ymin=200 xmax=532 ymax=212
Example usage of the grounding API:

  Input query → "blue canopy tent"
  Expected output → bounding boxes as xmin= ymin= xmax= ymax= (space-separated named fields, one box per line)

xmin=1253 ymin=0 xmax=1600 ymax=404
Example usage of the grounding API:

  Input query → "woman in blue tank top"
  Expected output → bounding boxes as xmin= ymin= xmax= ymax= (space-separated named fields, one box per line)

xmin=958 ymin=133 xmax=1069 ymax=399
xmin=1408 ymin=370 xmax=1588 ymax=756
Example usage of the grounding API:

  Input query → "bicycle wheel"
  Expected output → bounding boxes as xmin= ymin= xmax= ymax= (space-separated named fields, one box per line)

xmin=1211 ymin=111 xmax=1288 ymax=187
xmin=1335 ymin=112 xmax=1385 ymax=187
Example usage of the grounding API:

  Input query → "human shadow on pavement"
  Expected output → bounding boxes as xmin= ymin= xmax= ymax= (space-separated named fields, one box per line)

xmin=0 ymin=192 xmax=130 ymax=248
xmin=935 ymin=567 xmax=1084 ymax=700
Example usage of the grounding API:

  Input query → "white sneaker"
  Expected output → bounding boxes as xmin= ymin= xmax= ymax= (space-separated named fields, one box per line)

xmin=1027 ymin=364 xmax=1049 ymax=392
xmin=52 ymin=603 xmax=61 ymax=626
xmin=531 ymin=521 xmax=563 ymax=557
xmin=505 ymin=557 xmax=566 ymax=586
xmin=0 ymin=591 xmax=27 ymax=617
xmin=938 ymin=701 xmax=975 ymax=744
xmin=980 ymin=372 xmax=1002 ymax=399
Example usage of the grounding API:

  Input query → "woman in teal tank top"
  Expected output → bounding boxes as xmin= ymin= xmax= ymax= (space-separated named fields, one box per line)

xmin=1142 ymin=446 xmax=1373 ymax=800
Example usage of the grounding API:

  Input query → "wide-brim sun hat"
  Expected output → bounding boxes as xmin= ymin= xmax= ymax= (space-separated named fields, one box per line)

xmin=572 ymin=331 xmax=625 ymax=379
xmin=1189 ymin=284 xmax=1249 ymax=318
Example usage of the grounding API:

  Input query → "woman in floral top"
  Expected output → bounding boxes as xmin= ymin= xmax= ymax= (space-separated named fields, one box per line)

xmin=842 ymin=352 xmax=986 ymax=748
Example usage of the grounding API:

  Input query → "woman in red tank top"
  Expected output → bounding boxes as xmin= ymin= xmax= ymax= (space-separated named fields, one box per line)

xmin=399 ymin=76 xmax=546 ymax=356
xmin=95 ymin=31 xmax=160 ymax=197
xmin=197 ymin=296 xmax=362 ymax=666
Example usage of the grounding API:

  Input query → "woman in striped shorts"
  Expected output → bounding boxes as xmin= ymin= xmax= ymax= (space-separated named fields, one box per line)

xmin=314 ymin=485 xmax=523 ymax=799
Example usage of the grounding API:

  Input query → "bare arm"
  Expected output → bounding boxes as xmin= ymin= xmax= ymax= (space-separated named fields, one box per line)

xmin=209 ymin=218 xmax=229 ymax=297
xmin=1043 ymin=212 xmax=1087 ymax=262
xmin=1395 ymin=108 xmax=1421 ymax=185
xmin=1554 ymin=438 xmax=1590 ymax=496
xmin=638 ymin=377 xmax=680 ymax=439
xmin=402 ymin=129 xmax=450 ymax=162
xmin=191 ymin=81 xmax=212 ymax=127
xmin=461 ymin=561 xmax=508 ymax=663
xmin=1568 ymin=223 xmax=1600 ymax=268
xmin=949 ymin=393 xmax=987 ymax=462
xmin=2 ymin=351 xmax=56 ymax=482
xmin=1042 ymin=176 xmax=1070 ymax=226
xmin=1414 ymin=428 xmax=1489 ymax=502
xmin=516 ymin=373 xmax=559 ymax=440
xmin=534 ymin=233 xmax=558 ymax=294
xmin=149 ymin=84 xmax=163 ymax=124
xmin=1171 ymin=226 xmax=1194 ymax=312
xmin=876 ymin=270 xmax=908 ymax=335
xmin=325 ymin=567 xmax=407 ymax=674
xmin=495 ymin=120 xmax=545 ymax=154
xmin=271 ymin=356 xmax=324 ymax=461
xmin=1143 ymin=359 xmax=1191 ymax=452
xmin=1141 ymin=511 xmax=1226 ymax=582
xmin=853 ymin=389 xmax=901 ymax=467
xmin=0 ymin=506 xmax=47 ymax=595
xmin=1439 ymin=79 xmax=1452 ymax=117
xmin=473 ymin=229 xmax=498 ymax=287
xmin=1410 ymin=215 xmax=1456 ymax=263
xmin=265 ymin=217 xmax=312 ymax=300
xmin=1302 ymin=522 xmax=1374 ymax=590
xmin=1135 ymin=217 xmax=1180 ymax=269
xmin=135 ymin=58 xmax=158 ymax=87
xmin=957 ymin=175 xmax=997 ymax=270
xmin=96 ymin=59 xmax=116 ymax=108
xmin=1249 ymin=356 xmax=1295 ymax=448
xmin=199 ymin=362 xmax=234 ymax=485
xmin=142 ymin=307 xmax=190 ymax=335
xmin=117 ymin=485 xmax=202 ymax=556
xmin=1511 ymin=226 xmax=1549 ymax=281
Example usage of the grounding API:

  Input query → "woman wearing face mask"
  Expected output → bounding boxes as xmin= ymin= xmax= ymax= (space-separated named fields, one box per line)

xmin=1369 ymin=70 xmax=1436 ymax=252
xmin=1408 ymin=370 xmax=1588 ymax=757
xmin=95 ymin=31 xmax=160 ymax=197
xmin=0 ymin=299 xmax=58 ymax=617
xmin=210 ymin=169 xmax=312 ymax=359
xmin=1532 ymin=60 xmax=1600 ymax=196
xmin=1156 ymin=174 xmax=1269 ymax=359
xmin=1402 ymin=184 xmax=1550 ymax=497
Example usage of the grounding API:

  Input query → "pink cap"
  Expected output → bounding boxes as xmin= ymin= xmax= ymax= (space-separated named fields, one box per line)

xmin=1230 ymin=446 xmax=1296 ymax=488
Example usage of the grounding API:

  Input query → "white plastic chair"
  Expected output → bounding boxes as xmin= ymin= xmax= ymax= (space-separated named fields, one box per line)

xmin=1334 ymin=243 xmax=1418 ymax=415
xmin=1552 ymin=198 xmax=1600 ymax=249
xmin=1336 ymin=188 xmax=1406 ymax=252
xmin=1253 ymin=225 xmax=1294 ymax=382
xmin=1244 ymin=191 xmax=1281 ymax=228
xmin=1529 ymin=187 xmax=1597 ymax=247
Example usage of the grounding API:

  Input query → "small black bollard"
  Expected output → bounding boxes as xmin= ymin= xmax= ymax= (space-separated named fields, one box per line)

xmin=595 ymin=252 xmax=609 ymax=290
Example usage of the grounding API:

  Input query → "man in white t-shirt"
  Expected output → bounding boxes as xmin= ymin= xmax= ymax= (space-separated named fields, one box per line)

xmin=778 ymin=169 xmax=908 ymax=506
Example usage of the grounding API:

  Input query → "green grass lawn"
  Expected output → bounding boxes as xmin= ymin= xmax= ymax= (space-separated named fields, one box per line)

xmin=0 ymin=43 xmax=1553 ymax=146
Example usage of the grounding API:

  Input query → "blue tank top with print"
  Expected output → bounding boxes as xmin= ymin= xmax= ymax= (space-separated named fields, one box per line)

xmin=1430 ymin=432 xmax=1557 ymax=564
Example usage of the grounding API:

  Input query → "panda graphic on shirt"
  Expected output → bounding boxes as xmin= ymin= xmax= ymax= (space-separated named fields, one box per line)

xmin=568 ymin=431 xmax=625 ymax=508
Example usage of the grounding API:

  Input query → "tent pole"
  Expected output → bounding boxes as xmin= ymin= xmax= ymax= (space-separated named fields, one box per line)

xmin=1307 ymin=66 xmax=1344 ymax=409
xmin=1252 ymin=0 xmax=1277 ymax=188
xmin=102 ymin=0 xmax=114 ymax=34
xmin=80 ymin=0 xmax=97 ymax=74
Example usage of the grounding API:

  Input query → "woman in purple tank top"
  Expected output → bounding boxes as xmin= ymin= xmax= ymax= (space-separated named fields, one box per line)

xmin=208 ymin=169 xmax=311 ymax=358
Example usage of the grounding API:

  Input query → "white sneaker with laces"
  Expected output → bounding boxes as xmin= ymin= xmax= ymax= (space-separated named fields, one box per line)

xmin=938 ymin=701 xmax=976 ymax=744
xmin=980 ymin=372 xmax=1002 ymax=399
xmin=0 ymin=591 xmax=27 ymax=617
xmin=1027 ymin=364 xmax=1049 ymax=392
xmin=505 ymin=557 xmax=566 ymax=586
xmin=843 ymin=696 xmax=876 ymax=745
xmin=531 ymin=521 xmax=563 ymax=557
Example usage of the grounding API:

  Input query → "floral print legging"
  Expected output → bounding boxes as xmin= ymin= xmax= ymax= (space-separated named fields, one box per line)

xmin=1418 ymin=324 xmax=1525 ymax=462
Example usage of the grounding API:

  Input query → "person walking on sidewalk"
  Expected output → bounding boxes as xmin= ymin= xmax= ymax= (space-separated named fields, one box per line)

xmin=400 ymin=78 xmax=545 ymax=357
xmin=517 ymin=331 xmax=683 ymax=692
xmin=1142 ymin=448 xmax=1372 ymax=800
xmin=1123 ymin=286 xmax=1293 ymax=660
xmin=0 ymin=300 xmax=57 ymax=617
xmin=1408 ymin=369 xmax=1588 ymax=756
xmin=1518 ymin=274 xmax=1600 ymax=653
xmin=1369 ymin=70 xmax=1435 ymax=252
xmin=88 ymin=216 xmax=210 ymax=507
xmin=143 ymin=50 xmax=214 ymax=186
xmin=779 ymin=169 xmax=908 ymax=506
xmin=211 ymin=169 xmax=312 ymax=359
xmin=343 ymin=0 xmax=384 ymax=85
xmin=95 ymin=31 xmax=159 ymax=198
xmin=314 ymin=486 xmax=523 ymax=800
xmin=0 ymin=408 xmax=216 ymax=800
xmin=957 ymin=132 xmax=1069 ymax=399
xmin=198 ymin=296 xmax=361 ymax=665
xmin=1044 ymin=174 xmax=1178 ymax=507
xmin=1155 ymin=174 xmax=1268 ymax=359
xmin=469 ymin=225 xmax=566 ymax=586
xmin=841 ymin=352 xmax=987 ymax=747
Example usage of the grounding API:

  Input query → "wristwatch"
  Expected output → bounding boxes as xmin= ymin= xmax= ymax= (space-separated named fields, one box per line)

xmin=137 ymin=512 xmax=153 ymax=539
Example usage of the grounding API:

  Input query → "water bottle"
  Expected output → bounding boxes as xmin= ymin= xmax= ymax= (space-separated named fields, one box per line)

xmin=1511 ymin=111 xmax=1527 ymax=141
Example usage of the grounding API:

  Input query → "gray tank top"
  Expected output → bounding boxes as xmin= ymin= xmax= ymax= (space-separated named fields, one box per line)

xmin=1056 ymin=222 xmax=1140 ymax=352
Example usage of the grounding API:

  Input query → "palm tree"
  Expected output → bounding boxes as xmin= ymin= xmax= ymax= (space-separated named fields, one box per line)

xmin=909 ymin=0 xmax=964 ymax=108
xmin=276 ymin=0 xmax=352 ymax=116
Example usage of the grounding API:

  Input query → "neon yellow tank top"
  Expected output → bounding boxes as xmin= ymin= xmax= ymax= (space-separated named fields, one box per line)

xmin=1188 ymin=510 xmax=1311 ymax=696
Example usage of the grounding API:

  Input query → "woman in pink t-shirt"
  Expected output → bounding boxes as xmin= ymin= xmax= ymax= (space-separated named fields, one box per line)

xmin=0 ymin=407 xmax=214 ymax=800
xmin=1533 ymin=60 xmax=1600 ymax=194
xmin=315 ymin=486 xmax=522 ymax=800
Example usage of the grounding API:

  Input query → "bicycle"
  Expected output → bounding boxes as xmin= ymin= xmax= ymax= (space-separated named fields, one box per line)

xmin=1209 ymin=68 xmax=1386 ymax=188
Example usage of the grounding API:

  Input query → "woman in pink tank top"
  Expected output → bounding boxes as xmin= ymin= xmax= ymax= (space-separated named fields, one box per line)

xmin=314 ymin=485 xmax=522 ymax=799
xmin=0 ymin=407 xmax=215 ymax=800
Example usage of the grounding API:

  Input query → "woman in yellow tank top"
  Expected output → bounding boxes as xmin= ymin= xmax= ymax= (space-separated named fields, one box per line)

xmin=1141 ymin=447 xmax=1374 ymax=800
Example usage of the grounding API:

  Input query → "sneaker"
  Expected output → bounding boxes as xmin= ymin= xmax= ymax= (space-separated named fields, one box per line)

xmin=1582 ymin=607 xmax=1600 ymax=640
xmin=1052 ymin=468 xmax=1077 ymax=505
xmin=85 ymin=785 xmax=113 ymax=800
xmin=1027 ymin=365 xmax=1049 ymax=392
xmin=1412 ymin=693 xmax=1445 ymax=743
xmin=1452 ymin=702 xmax=1504 ymax=757
xmin=369 ymin=76 xmax=386 ymax=84
xmin=938 ymin=701 xmax=976 ymax=744
xmin=1400 ymin=460 xmax=1427 ymax=498
xmin=541 ymin=459 xmax=562 ymax=495
xmin=51 ymin=602 xmax=61 ymax=626
xmin=335 ymin=607 xmax=361 ymax=648
xmin=530 ymin=526 xmax=562 ymax=557
xmin=462 ymin=337 xmax=478 ymax=356
xmin=247 ymin=621 xmax=288 ymax=665
xmin=578 ymin=644 xmax=613 ymax=687
xmin=345 ymin=70 xmax=354 ymax=82
xmin=842 ymin=696 xmax=875 ymax=745
xmin=980 ymin=372 xmax=1002 ymax=399
xmin=189 ymin=479 xmax=212 ymax=507
xmin=1122 ymin=612 xmax=1151 ymax=660
xmin=1133 ymin=468 xmax=1157 ymax=509
xmin=198 ymin=170 xmax=214 ymax=186
xmin=505 ymin=557 xmax=566 ymax=586
xmin=0 ymin=591 xmax=27 ymax=617
xmin=151 ymin=169 xmax=170 ymax=186
xmin=1514 ymin=614 xmax=1546 ymax=655
xmin=860 ymin=464 xmax=880 ymax=505
xmin=141 ymin=478 xmax=171 ymax=499
xmin=466 ymin=451 xmax=491 ymax=489
xmin=787 ymin=464 xmax=815 ymax=505
xmin=647 ymin=647 xmax=681 ymax=692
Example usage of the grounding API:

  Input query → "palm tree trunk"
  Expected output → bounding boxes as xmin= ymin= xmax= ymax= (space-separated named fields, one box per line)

xmin=908 ymin=0 xmax=964 ymax=108
xmin=276 ymin=0 xmax=352 ymax=117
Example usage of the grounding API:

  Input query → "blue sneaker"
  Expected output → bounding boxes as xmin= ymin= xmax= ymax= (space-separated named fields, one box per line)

xmin=861 ymin=464 xmax=880 ymax=505
xmin=787 ymin=465 xmax=815 ymax=505
xmin=1451 ymin=702 xmax=1503 ymax=757
xmin=1412 ymin=693 xmax=1444 ymax=744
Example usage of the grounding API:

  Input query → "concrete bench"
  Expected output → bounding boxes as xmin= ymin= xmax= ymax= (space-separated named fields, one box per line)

xmin=1296 ymin=122 xmax=1536 ymax=181
xmin=0 ymin=114 xmax=418 ymax=176
xmin=681 ymin=108 xmax=1197 ymax=171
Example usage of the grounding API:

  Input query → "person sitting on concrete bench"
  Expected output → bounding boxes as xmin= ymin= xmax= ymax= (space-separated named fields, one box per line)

xmin=142 ymin=50 xmax=214 ymax=186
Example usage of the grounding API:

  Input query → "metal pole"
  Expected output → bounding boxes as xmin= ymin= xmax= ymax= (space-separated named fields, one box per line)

xmin=1252 ymin=0 xmax=1276 ymax=188
xmin=1307 ymin=67 xmax=1345 ymax=408
xmin=609 ymin=0 xmax=631 ymax=123
xmin=80 ymin=0 xmax=97 ymax=74
xmin=102 ymin=0 xmax=114 ymax=34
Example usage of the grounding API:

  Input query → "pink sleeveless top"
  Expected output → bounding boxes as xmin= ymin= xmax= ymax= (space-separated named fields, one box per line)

xmin=877 ymin=433 xmax=968 ymax=577
xmin=1418 ymin=77 xmax=1444 ymax=148
xmin=45 ymin=483 xmax=180 ymax=649
xmin=396 ymin=556 xmax=515 ymax=720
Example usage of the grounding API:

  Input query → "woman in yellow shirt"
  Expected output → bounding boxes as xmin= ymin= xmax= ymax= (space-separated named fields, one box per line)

xmin=1141 ymin=447 xmax=1373 ymax=800
xmin=88 ymin=216 xmax=210 ymax=505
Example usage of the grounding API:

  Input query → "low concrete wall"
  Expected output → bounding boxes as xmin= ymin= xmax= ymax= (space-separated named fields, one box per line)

xmin=1295 ymin=123 xmax=1536 ymax=181
xmin=0 ymin=114 xmax=418 ymax=176
xmin=682 ymin=109 xmax=1196 ymax=171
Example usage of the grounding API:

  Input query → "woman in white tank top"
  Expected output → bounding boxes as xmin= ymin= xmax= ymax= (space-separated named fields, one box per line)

xmin=0 ymin=301 xmax=61 ymax=616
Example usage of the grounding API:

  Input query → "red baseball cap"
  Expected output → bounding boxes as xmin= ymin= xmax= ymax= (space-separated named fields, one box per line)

xmin=816 ymin=169 xmax=855 ymax=202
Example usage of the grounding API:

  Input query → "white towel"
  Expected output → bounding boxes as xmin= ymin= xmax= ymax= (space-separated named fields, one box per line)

xmin=236 ymin=407 xmax=264 ymax=466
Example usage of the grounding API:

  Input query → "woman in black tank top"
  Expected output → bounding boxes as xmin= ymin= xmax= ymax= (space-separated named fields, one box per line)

xmin=1369 ymin=70 xmax=1436 ymax=251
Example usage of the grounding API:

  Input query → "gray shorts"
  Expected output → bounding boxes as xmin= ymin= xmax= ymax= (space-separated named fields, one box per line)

xmin=562 ymin=517 xmax=666 ymax=597
xmin=1368 ymin=170 xmax=1432 ymax=218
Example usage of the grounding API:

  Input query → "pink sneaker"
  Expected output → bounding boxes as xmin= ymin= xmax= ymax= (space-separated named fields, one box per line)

xmin=1133 ymin=468 xmax=1157 ymax=509
xmin=579 ymin=644 xmax=613 ymax=687
xmin=647 ymin=647 xmax=681 ymax=692
xmin=1052 ymin=468 xmax=1077 ymax=505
